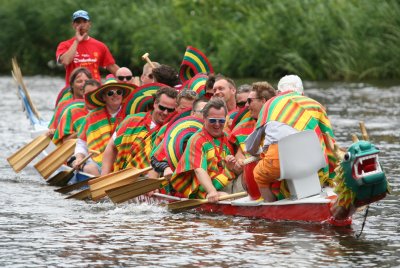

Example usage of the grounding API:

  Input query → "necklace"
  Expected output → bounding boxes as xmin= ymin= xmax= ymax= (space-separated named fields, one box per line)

xmin=203 ymin=130 xmax=226 ymax=173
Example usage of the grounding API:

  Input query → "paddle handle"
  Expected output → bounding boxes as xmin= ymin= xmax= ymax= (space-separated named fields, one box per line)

xmin=215 ymin=191 xmax=247 ymax=202
xmin=142 ymin=53 xmax=155 ymax=69
xmin=243 ymin=156 xmax=260 ymax=165
xmin=359 ymin=121 xmax=369 ymax=141
xmin=351 ymin=133 xmax=359 ymax=143
xmin=73 ymin=152 xmax=93 ymax=171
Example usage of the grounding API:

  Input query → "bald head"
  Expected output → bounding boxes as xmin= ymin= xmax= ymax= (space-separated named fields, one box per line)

xmin=116 ymin=67 xmax=133 ymax=83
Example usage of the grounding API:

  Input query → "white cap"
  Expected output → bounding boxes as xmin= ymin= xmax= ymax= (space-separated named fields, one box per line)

xmin=277 ymin=75 xmax=303 ymax=94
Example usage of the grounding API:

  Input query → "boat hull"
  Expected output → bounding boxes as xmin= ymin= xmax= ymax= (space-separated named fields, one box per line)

xmin=151 ymin=191 xmax=353 ymax=226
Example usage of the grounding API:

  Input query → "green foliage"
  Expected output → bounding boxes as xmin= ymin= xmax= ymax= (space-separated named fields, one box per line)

xmin=1 ymin=0 xmax=399 ymax=81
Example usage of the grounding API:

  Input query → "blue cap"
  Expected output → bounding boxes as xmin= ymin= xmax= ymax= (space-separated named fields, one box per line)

xmin=72 ymin=10 xmax=90 ymax=21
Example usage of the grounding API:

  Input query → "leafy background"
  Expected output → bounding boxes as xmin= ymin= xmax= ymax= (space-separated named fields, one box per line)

xmin=1 ymin=0 xmax=399 ymax=81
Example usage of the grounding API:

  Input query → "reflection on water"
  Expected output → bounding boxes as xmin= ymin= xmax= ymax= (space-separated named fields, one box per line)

xmin=0 ymin=76 xmax=399 ymax=267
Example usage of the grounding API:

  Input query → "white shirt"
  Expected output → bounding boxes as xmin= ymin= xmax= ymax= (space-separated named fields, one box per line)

xmin=262 ymin=121 xmax=298 ymax=150
xmin=75 ymin=107 xmax=120 ymax=155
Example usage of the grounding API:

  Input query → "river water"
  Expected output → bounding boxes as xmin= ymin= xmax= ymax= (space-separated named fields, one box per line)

xmin=0 ymin=76 xmax=399 ymax=267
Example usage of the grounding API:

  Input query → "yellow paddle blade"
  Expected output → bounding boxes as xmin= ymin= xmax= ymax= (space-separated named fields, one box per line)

xmin=55 ymin=177 xmax=94 ymax=194
xmin=66 ymin=188 xmax=91 ymax=200
xmin=7 ymin=134 xmax=51 ymax=172
xmin=46 ymin=169 xmax=75 ymax=187
xmin=89 ymin=166 xmax=152 ymax=201
xmin=106 ymin=177 xmax=168 ymax=204
xmin=168 ymin=192 xmax=247 ymax=212
xmin=11 ymin=58 xmax=41 ymax=120
xmin=34 ymin=139 xmax=76 ymax=179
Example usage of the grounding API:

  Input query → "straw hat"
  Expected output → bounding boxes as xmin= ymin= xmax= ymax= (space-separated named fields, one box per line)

xmin=85 ymin=77 xmax=136 ymax=108
xmin=277 ymin=75 xmax=304 ymax=94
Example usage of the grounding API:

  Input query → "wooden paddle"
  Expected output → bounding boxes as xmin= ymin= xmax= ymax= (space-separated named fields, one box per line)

xmin=142 ymin=53 xmax=155 ymax=68
xmin=34 ymin=139 xmax=77 ymax=179
xmin=89 ymin=166 xmax=152 ymax=201
xmin=11 ymin=58 xmax=41 ymax=120
xmin=47 ymin=153 xmax=94 ymax=187
xmin=359 ymin=121 xmax=369 ymax=141
xmin=66 ymin=188 xmax=91 ymax=200
xmin=105 ymin=176 xmax=170 ymax=204
xmin=55 ymin=177 xmax=94 ymax=194
xmin=7 ymin=134 xmax=51 ymax=172
xmin=168 ymin=191 xmax=247 ymax=212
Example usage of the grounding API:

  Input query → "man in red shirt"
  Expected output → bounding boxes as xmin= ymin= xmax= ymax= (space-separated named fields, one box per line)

xmin=56 ymin=10 xmax=119 ymax=86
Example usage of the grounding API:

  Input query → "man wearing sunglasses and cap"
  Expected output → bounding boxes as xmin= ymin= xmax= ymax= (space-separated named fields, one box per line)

xmin=56 ymin=10 xmax=119 ymax=87
xmin=170 ymin=98 xmax=236 ymax=202
xmin=101 ymin=86 xmax=178 ymax=174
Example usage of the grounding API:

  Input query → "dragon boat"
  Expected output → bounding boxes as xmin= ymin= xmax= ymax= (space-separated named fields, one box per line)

xmin=126 ymin=129 xmax=389 ymax=227
xmin=9 ymin=60 xmax=389 ymax=227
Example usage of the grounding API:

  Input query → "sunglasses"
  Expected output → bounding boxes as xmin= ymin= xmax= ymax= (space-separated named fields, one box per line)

xmin=236 ymin=101 xmax=247 ymax=108
xmin=208 ymin=118 xmax=226 ymax=124
xmin=179 ymin=90 xmax=197 ymax=98
xmin=106 ymin=89 xmax=123 ymax=97
xmin=158 ymin=104 xmax=175 ymax=113
xmin=247 ymin=97 xmax=261 ymax=105
xmin=117 ymin=75 xmax=133 ymax=81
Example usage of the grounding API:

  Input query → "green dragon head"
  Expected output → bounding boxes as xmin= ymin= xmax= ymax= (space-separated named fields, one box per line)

xmin=341 ymin=140 xmax=388 ymax=207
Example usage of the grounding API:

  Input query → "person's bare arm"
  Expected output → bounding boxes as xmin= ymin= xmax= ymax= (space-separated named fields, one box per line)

xmin=101 ymin=139 xmax=118 ymax=175
xmin=58 ymin=26 xmax=87 ymax=65
xmin=194 ymin=168 xmax=219 ymax=202
xmin=106 ymin=64 xmax=120 ymax=76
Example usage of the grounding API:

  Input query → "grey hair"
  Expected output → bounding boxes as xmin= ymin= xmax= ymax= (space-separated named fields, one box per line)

xmin=202 ymin=98 xmax=227 ymax=118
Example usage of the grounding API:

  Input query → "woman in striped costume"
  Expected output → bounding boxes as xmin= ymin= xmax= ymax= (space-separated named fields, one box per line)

xmin=48 ymin=67 xmax=92 ymax=138
xmin=52 ymin=79 xmax=101 ymax=145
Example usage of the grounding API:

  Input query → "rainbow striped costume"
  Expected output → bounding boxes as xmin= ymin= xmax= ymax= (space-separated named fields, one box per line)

xmin=57 ymin=89 xmax=73 ymax=107
xmin=256 ymin=91 xmax=337 ymax=182
xmin=170 ymin=129 xmax=235 ymax=199
xmin=48 ymin=99 xmax=81 ymax=131
xmin=79 ymin=107 xmax=126 ymax=165
xmin=52 ymin=102 xmax=88 ymax=145
xmin=228 ymin=117 xmax=256 ymax=157
xmin=114 ymin=112 xmax=163 ymax=171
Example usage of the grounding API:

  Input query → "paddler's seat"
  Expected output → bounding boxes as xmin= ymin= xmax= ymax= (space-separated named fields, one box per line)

xmin=278 ymin=130 xmax=327 ymax=200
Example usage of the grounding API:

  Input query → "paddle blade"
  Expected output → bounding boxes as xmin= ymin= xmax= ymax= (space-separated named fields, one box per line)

xmin=66 ymin=189 xmax=91 ymax=200
xmin=106 ymin=177 xmax=167 ymax=204
xmin=168 ymin=192 xmax=247 ymax=212
xmin=7 ymin=134 xmax=51 ymax=172
xmin=89 ymin=166 xmax=152 ymax=201
xmin=47 ymin=170 xmax=75 ymax=187
xmin=34 ymin=139 xmax=76 ymax=179
xmin=55 ymin=177 xmax=94 ymax=194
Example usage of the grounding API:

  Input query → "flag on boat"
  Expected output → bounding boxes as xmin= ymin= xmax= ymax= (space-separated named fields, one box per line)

xmin=179 ymin=46 xmax=214 ymax=83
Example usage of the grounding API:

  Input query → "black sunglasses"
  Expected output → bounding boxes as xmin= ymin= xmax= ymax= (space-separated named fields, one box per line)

xmin=117 ymin=75 xmax=133 ymax=81
xmin=179 ymin=90 xmax=197 ymax=98
xmin=236 ymin=101 xmax=247 ymax=108
xmin=208 ymin=118 xmax=226 ymax=124
xmin=106 ymin=89 xmax=123 ymax=97
xmin=158 ymin=104 xmax=175 ymax=113
xmin=247 ymin=97 xmax=261 ymax=105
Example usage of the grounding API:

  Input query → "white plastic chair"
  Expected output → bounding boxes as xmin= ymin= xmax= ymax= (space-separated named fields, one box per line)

xmin=278 ymin=130 xmax=327 ymax=199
